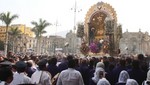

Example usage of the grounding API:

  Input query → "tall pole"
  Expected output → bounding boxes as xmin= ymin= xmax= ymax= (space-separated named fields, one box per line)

xmin=70 ymin=0 xmax=77 ymax=54
xmin=53 ymin=20 xmax=60 ymax=54
xmin=71 ymin=0 xmax=82 ymax=54
xmin=73 ymin=0 xmax=77 ymax=32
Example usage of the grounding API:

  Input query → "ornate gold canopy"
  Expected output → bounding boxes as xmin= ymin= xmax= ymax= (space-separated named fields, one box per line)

xmin=84 ymin=2 xmax=117 ymax=43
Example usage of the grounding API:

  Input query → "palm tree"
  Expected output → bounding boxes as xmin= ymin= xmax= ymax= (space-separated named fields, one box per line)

xmin=0 ymin=12 xmax=18 ymax=56
xmin=9 ymin=27 xmax=21 ymax=53
xmin=31 ymin=18 xmax=51 ymax=54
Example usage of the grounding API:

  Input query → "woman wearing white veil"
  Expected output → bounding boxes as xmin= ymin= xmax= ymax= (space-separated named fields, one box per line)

xmin=89 ymin=61 xmax=105 ymax=85
xmin=126 ymin=79 xmax=138 ymax=85
xmin=116 ymin=70 xmax=130 ymax=85
xmin=92 ymin=67 xmax=105 ymax=84
xmin=142 ymin=70 xmax=150 ymax=85
xmin=97 ymin=78 xmax=111 ymax=85
xmin=96 ymin=67 xmax=110 ymax=85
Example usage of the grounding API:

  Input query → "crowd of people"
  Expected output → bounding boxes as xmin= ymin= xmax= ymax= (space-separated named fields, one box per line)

xmin=0 ymin=52 xmax=150 ymax=85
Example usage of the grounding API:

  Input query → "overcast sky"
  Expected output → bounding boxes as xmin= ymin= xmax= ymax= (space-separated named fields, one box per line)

xmin=0 ymin=0 xmax=150 ymax=37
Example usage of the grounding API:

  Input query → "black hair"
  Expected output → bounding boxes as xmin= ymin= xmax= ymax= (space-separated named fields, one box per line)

xmin=26 ymin=62 xmax=32 ymax=67
xmin=15 ymin=61 xmax=27 ymax=73
xmin=48 ymin=57 xmax=57 ymax=65
xmin=119 ymin=59 xmax=126 ymax=67
xmin=132 ymin=60 xmax=140 ymax=69
xmin=68 ymin=59 xmax=76 ymax=68
xmin=38 ymin=59 xmax=47 ymax=70
xmin=0 ymin=67 xmax=13 ymax=81
xmin=67 ymin=55 xmax=74 ymax=61
xmin=126 ymin=57 xmax=132 ymax=64
xmin=17 ymin=67 xmax=26 ymax=73
xmin=137 ymin=54 xmax=144 ymax=61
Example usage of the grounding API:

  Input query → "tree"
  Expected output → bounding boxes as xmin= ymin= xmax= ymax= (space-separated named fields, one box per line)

xmin=31 ymin=18 xmax=51 ymax=54
xmin=76 ymin=22 xmax=84 ymax=42
xmin=0 ymin=40 xmax=4 ymax=51
xmin=8 ymin=27 xmax=21 ymax=53
xmin=117 ymin=24 xmax=122 ymax=39
xmin=0 ymin=12 xmax=18 ymax=56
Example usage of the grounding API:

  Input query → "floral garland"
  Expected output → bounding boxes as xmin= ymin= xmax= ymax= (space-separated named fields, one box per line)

xmin=90 ymin=42 xmax=101 ymax=53
xmin=80 ymin=43 xmax=90 ymax=56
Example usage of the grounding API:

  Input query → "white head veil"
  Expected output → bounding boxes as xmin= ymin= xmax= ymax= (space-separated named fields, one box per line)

xmin=118 ymin=70 xmax=130 ymax=83
xmin=96 ymin=62 xmax=105 ymax=69
xmin=126 ymin=79 xmax=138 ymax=85
xmin=97 ymin=78 xmax=111 ymax=85
xmin=146 ymin=70 xmax=150 ymax=81
xmin=92 ymin=67 xmax=105 ymax=83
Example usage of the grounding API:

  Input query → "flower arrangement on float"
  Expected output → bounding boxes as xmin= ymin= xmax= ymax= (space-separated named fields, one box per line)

xmin=89 ymin=42 xmax=100 ymax=53
xmin=80 ymin=42 xmax=90 ymax=56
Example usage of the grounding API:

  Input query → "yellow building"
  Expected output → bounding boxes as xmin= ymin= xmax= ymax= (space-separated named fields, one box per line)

xmin=24 ymin=27 xmax=34 ymax=37
xmin=0 ymin=26 xmax=6 ymax=41
xmin=11 ymin=24 xmax=34 ymax=37
xmin=11 ymin=24 xmax=25 ymax=33
xmin=0 ymin=24 xmax=34 ymax=42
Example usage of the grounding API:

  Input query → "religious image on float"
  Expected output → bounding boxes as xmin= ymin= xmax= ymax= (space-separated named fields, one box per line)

xmin=89 ymin=37 xmax=109 ymax=54
xmin=88 ymin=18 xmax=109 ymax=54
xmin=89 ymin=26 xmax=108 ymax=53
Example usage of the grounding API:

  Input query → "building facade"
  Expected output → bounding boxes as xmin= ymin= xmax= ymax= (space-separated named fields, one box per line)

xmin=119 ymin=30 xmax=150 ymax=55
xmin=39 ymin=32 xmax=80 ymax=55
xmin=65 ymin=30 xmax=80 ymax=54
xmin=48 ymin=36 xmax=65 ymax=55
xmin=13 ymin=34 xmax=36 ymax=53
xmin=11 ymin=24 xmax=34 ymax=37
xmin=40 ymin=36 xmax=49 ymax=55
xmin=0 ymin=24 xmax=35 ymax=53
xmin=0 ymin=24 xmax=34 ymax=42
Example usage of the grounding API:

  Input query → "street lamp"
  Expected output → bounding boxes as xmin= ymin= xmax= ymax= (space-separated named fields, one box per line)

xmin=53 ymin=41 xmax=57 ymax=54
xmin=53 ymin=20 xmax=60 ymax=55
xmin=71 ymin=0 xmax=82 ymax=54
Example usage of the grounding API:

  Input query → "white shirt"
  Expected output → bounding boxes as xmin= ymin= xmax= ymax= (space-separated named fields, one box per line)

xmin=31 ymin=70 xmax=52 ymax=85
xmin=0 ymin=81 xmax=6 ymax=85
xmin=56 ymin=68 xmax=84 ymax=85
xmin=10 ymin=72 xmax=31 ymax=85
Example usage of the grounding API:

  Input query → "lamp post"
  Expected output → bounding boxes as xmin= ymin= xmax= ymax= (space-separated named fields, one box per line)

xmin=53 ymin=40 xmax=56 ymax=55
xmin=71 ymin=0 xmax=82 ymax=54
xmin=53 ymin=20 xmax=60 ymax=55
